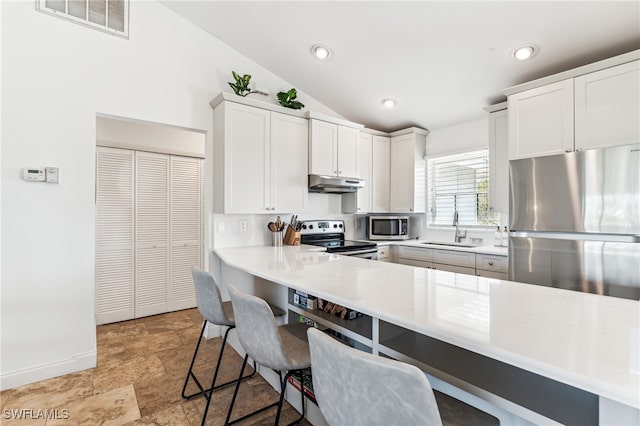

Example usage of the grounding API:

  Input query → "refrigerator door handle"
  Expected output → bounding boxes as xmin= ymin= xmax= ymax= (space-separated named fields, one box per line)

xmin=510 ymin=231 xmax=640 ymax=243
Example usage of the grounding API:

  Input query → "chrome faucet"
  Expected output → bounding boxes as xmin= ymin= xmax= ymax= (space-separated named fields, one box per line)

xmin=453 ymin=211 xmax=467 ymax=243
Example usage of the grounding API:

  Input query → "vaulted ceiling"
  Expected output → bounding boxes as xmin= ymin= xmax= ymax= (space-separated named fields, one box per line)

xmin=162 ymin=1 xmax=640 ymax=132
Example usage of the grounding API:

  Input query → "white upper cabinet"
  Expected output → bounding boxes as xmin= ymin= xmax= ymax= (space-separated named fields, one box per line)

xmin=343 ymin=132 xmax=372 ymax=213
xmin=574 ymin=60 xmax=640 ymax=150
xmin=309 ymin=119 xmax=360 ymax=178
xmin=271 ymin=112 xmax=309 ymax=213
xmin=213 ymin=101 xmax=308 ymax=214
xmin=337 ymin=126 xmax=359 ymax=177
xmin=507 ymin=59 xmax=639 ymax=160
xmin=309 ymin=119 xmax=338 ymax=176
xmin=508 ymin=80 xmax=574 ymax=160
xmin=389 ymin=130 xmax=427 ymax=213
xmin=371 ymin=135 xmax=390 ymax=213
xmin=488 ymin=109 xmax=509 ymax=215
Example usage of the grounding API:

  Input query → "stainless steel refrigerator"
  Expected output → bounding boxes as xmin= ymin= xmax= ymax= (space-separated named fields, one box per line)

xmin=509 ymin=143 xmax=640 ymax=300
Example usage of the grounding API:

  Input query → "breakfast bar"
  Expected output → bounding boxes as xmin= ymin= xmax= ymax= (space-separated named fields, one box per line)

xmin=212 ymin=245 xmax=639 ymax=426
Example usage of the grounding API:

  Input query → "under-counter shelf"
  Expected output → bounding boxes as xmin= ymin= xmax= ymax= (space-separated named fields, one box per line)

xmin=378 ymin=321 xmax=598 ymax=426
xmin=287 ymin=289 xmax=373 ymax=347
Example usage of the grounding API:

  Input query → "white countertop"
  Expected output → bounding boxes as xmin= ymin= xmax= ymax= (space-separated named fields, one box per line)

xmin=213 ymin=245 xmax=639 ymax=409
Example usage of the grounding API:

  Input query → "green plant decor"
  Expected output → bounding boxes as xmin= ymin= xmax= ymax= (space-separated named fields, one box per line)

xmin=228 ymin=71 xmax=262 ymax=97
xmin=276 ymin=88 xmax=305 ymax=109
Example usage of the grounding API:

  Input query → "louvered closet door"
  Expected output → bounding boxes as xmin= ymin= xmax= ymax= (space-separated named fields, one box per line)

xmin=135 ymin=152 xmax=170 ymax=318
xmin=96 ymin=147 xmax=134 ymax=325
xmin=169 ymin=156 xmax=202 ymax=311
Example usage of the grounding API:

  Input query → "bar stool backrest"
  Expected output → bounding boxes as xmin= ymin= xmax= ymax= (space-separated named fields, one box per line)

xmin=192 ymin=267 xmax=234 ymax=327
xmin=228 ymin=284 xmax=291 ymax=371
xmin=307 ymin=328 xmax=443 ymax=426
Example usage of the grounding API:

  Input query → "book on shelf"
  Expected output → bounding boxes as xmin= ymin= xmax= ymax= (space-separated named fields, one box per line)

xmin=287 ymin=370 xmax=316 ymax=403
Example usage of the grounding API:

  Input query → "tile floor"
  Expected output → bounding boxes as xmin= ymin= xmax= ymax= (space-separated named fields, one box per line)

xmin=1 ymin=309 xmax=498 ymax=426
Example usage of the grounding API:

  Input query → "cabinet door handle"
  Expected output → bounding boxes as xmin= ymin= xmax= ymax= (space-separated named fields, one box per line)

xmin=409 ymin=208 xmax=413 ymax=212
xmin=565 ymin=149 xmax=572 ymax=153
xmin=488 ymin=261 xmax=494 ymax=266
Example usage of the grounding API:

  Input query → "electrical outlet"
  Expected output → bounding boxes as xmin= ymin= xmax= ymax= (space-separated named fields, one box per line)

xmin=217 ymin=221 xmax=225 ymax=233
xmin=239 ymin=220 xmax=247 ymax=232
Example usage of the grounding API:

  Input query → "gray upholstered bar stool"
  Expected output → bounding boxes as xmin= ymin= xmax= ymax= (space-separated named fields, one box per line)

xmin=183 ymin=268 xmax=284 ymax=426
xmin=307 ymin=327 xmax=443 ymax=426
xmin=226 ymin=284 xmax=311 ymax=426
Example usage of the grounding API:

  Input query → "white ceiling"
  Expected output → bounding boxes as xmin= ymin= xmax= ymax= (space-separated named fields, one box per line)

xmin=162 ymin=1 xmax=640 ymax=132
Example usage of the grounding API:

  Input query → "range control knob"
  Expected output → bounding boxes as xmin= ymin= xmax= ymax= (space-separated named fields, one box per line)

xmin=309 ymin=224 xmax=314 ymax=229
xmin=333 ymin=224 xmax=337 ymax=228
xmin=339 ymin=223 xmax=343 ymax=228
xmin=302 ymin=224 xmax=307 ymax=230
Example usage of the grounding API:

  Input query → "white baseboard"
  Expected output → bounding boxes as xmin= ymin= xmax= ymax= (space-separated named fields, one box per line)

xmin=1 ymin=351 xmax=96 ymax=391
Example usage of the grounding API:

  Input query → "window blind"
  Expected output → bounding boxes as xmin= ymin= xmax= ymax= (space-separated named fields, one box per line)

xmin=38 ymin=0 xmax=129 ymax=38
xmin=427 ymin=148 xmax=496 ymax=226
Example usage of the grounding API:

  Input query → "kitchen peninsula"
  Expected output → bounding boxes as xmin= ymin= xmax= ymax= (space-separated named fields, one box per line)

xmin=212 ymin=245 xmax=639 ymax=426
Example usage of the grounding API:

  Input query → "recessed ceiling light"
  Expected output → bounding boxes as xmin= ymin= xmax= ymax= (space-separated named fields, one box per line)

xmin=381 ymin=98 xmax=396 ymax=108
xmin=512 ymin=44 xmax=538 ymax=61
xmin=312 ymin=44 xmax=331 ymax=60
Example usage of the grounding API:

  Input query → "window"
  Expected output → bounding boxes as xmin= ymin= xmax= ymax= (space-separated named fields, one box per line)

xmin=427 ymin=148 xmax=497 ymax=227
xmin=36 ymin=0 xmax=129 ymax=38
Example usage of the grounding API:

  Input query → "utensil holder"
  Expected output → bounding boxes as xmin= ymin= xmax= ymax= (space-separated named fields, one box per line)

xmin=272 ymin=230 xmax=284 ymax=246
xmin=284 ymin=226 xmax=301 ymax=246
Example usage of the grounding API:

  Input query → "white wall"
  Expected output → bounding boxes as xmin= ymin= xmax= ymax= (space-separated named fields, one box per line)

xmin=426 ymin=118 xmax=488 ymax=158
xmin=0 ymin=0 xmax=341 ymax=389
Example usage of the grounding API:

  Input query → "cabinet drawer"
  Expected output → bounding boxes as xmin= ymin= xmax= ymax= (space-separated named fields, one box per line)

xmin=432 ymin=249 xmax=475 ymax=268
xmin=475 ymin=254 xmax=508 ymax=273
xmin=377 ymin=247 xmax=391 ymax=260
xmin=397 ymin=258 xmax=432 ymax=269
xmin=477 ymin=270 xmax=508 ymax=280
xmin=397 ymin=246 xmax=433 ymax=262
xmin=433 ymin=264 xmax=475 ymax=275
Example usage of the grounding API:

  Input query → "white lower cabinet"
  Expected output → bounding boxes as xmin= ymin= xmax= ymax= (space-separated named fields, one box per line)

xmin=377 ymin=246 xmax=392 ymax=262
xmin=396 ymin=245 xmax=508 ymax=277
xmin=96 ymin=147 xmax=203 ymax=325
xmin=475 ymin=253 xmax=508 ymax=280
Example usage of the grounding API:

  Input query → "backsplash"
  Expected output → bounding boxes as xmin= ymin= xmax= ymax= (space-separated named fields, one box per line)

xmin=211 ymin=193 xmax=357 ymax=248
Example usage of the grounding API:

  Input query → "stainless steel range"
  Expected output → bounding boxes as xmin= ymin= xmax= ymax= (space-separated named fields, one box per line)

xmin=300 ymin=220 xmax=378 ymax=260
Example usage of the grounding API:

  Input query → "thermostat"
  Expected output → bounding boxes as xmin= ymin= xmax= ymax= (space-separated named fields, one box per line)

xmin=22 ymin=167 xmax=59 ymax=183
xmin=23 ymin=168 xmax=46 ymax=182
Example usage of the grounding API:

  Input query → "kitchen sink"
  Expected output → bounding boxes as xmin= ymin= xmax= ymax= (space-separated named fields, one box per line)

xmin=421 ymin=241 xmax=481 ymax=248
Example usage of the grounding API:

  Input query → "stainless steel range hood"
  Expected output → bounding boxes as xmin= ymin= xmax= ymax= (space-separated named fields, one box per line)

xmin=308 ymin=174 xmax=365 ymax=193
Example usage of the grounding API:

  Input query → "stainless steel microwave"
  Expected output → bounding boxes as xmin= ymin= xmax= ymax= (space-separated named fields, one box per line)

xmin=367 ymin=216 xmax=409 ymax=240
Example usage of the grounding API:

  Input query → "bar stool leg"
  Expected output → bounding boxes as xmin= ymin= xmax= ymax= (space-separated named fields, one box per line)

xmin=181 ymin=320 xmax=208 ymax=399
xmin=183 ymin=323 xmax=257 ymax=401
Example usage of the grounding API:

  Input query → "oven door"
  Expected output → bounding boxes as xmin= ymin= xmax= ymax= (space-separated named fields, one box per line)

xmin=342 ymin=249 xmax=378 ymax=260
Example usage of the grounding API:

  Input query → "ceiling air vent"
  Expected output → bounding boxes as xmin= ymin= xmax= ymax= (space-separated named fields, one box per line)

xmin=36 ymin=0 xmax=129 ymax=39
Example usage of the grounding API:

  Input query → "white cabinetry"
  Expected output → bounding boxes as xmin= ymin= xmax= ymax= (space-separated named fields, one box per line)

xmin=488 ymin=108 xmax=509 ymax=215
xmin=397 ymin=245 xmax=506 ymax=277
xmin=508 ymin=80 xmax=574 ymax=160
xmin=377 ymin=245 xmax=392 ymax=262
xmin=342 ymin=132 xmax=372 ymax=213
xmin=371 ymin=135 xmax=391 ymax=213
xmin=96 ymin=147 xmax=203 ymax=325
xmin=508 ymin=60 xmax=639 ymax=160
xmin=213 ymin=101 xmax=308 ymax=213
xmin=475 ymin=253 xmax=508 ymax=280
xmin=574 ymin=60 xmax=639 ymax=150
xmin=309 ymin=119 xmax=359 ymax=178
xmin=389 ymin=130 xmax=427 ymax=213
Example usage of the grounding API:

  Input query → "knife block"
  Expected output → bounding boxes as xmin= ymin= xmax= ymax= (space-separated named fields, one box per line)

xmin=284 ymin=226 xmax=301 ymax=246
